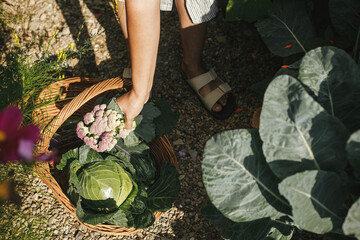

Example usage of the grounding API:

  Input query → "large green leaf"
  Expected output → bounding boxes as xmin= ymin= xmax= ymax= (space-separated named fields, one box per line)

xmin=103 ymin=151 xmax=135 ymax=175
xmin=298 ymin=46 xmax=360 ymax=133
xmin=123 ymin=131 xmax=141 ymax=147
xmin=255 ymin=0 xmax=316 ymax=57
xmin=260 ymin=75 xmax=349 ymax=179
xmin=146 ymin=161 xmax=180 ymax=212
xmin=329 ymin=0 xmax=360 ymax=45
xmin=106 ymin=209 xmax=129 ymax=227
xmin=132 ymin=209 xmax=155 ymax=229
xmin=78 ymin=145 xmax=104 ymax=164
xmin=274 ymin=60 xmax=301 ymax=79
xmin=347 ymin=130 xmax=360 ymax=178
xmin=130 ymin=152 xmax=156 ymax=184
xmin=67 ymin=159 xmax=82 ymax=204
xmin=106 ymin=97 xmax=122 ymax=114
xmin=202 ymin=129 xmax=291 ymax=223
xmin=76 ymin=198 xmax=116 ymax=226
xmin=279 ymin=170 xmax=346 ymax=234
xmin=134 ymin=102 xmax=161 ymax=143
xmin=343 ymin=198 xmax=360 ymax=239
xmin=57 ymin=148 xmax=78 ymax=170
xmin=153 ymin=99 xmax=178 ymax=137
xmin=226 ymin=0 xmax=273 ymax=22
xmin=201 ymin=201 xmax=294 ymax=240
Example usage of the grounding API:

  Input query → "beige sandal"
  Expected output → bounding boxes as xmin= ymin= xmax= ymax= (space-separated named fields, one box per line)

xmin=186 ymin=69 xmax=236 ymax=120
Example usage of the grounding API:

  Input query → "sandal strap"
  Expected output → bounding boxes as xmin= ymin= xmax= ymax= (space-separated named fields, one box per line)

xmin=122 ymin=68 xmax=132 ymax=79
xmin=186 ymin=69 xmax=232 ymax=111
xmin=202 ymin=82 xmax=232 ymax=111
xmin=186 ymin=69 xmax=217 ymax=91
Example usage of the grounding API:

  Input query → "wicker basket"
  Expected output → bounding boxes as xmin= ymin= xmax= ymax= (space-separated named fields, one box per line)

xmin=33 ymin=77 xmax=178 ymax=235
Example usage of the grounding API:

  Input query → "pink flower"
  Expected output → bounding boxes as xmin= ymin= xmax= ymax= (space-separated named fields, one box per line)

xmin=0 ymin=106 xmax=40 ymax=163
xmin=83 ymin=112 xmax=94 ymax=125
xmin=98 ymin=132 xmax=116 ymax=151
xmin=178 ymin=151 xmax=186 ymax=157
xmin=76 ymin=122 xmax=87 ymax=140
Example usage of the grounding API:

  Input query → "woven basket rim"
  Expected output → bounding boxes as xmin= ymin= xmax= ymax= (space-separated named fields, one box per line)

xmin=34 ymin=77 xmax=178 ymax=235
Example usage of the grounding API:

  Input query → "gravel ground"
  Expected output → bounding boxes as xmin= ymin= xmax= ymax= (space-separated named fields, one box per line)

xmin=3 ymin=0 xmax=326 ymax=239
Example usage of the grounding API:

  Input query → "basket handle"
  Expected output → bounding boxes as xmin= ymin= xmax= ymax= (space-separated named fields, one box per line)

xmin=38 ymin=77 xmax=130 ymax=153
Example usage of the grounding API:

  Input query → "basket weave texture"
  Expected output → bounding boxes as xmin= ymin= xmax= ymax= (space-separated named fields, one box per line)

xmin=34 ymin=77 xmax=178 ymax=235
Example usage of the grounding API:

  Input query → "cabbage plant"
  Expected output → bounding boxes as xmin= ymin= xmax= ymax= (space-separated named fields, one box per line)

xmin=57 ymin=142 xmax=179 ymax=228
xmin=201 ymin=46 xmax=360 ymax=240
xmin=56 ymin=97 xmax=180 ymax=228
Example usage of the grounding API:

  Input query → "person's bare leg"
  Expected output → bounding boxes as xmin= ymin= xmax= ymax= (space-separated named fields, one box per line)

xmin=175 ymin=0 xmax=227 ymax=112
xmin=116 ymin=0 xmax=160 ymax=129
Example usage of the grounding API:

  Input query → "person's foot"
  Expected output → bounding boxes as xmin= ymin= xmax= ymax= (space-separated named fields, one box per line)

xmin=181 ymin=62 xmax=228 ymax=113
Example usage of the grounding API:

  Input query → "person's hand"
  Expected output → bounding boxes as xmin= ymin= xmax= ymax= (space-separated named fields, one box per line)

xmin=116 ymin=90 xmax=148 ymax=130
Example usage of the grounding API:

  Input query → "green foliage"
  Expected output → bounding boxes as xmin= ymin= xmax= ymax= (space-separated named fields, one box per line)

xmin=278 ymin=170 xmax=346 ymax=234
xmin=329 ymin=0 xmax=360 ymax=50
xmin=201 ymin=46 xmax=360 ymax=240
xmin=225 ymin=0 xmax=272 ymax=22
xmin=0 ymin=164 xmax=54 ymax=239
xmin=343 ymin=198 xmax=360 ymax=239
xmin=202 ymin=129 xmax=290 ymax=222
xmin=134 ymin=102 xmax=161 ymax=143
xmin=346 ymin=130 xmax=360 ymax=179
xmin=153 ymin=99 xmax=179 ymax=137
xmin=298 ymin=47 xmax=360 ymax=132
xmin=58 ymin=136 xmax=180 ymax=228
xmin=0 ymin=39 xmax=92 ymax=127
xmin=229 ymin=0 xmax=360 ymax=64
xmin=201 ymin=201 xmax=294 ymax=240
xmin=0 ymin=48 xmax=61 ymax=126
xmin=96 ymin=97 xmax=178 ymax=144
xmin=260 ymin=75 xmax=349 ymax=179
xmin=146 ymin=161 xmax=180 ymax=212
xmin=77 ymin=160 xmax=134 ymax=211
xmin=255 ymin=0 xmax=316 ymax=57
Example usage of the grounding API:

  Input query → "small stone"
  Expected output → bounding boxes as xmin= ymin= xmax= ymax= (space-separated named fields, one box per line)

xmin=73 ymin=222 xmax=80 ymax=230
xmin=99 ymin=237 xmax=107 ymax=240
xmin=216 ymin=36 xmax=227 ymax=43
xmin=79 ymin=224 xmax=87 ymax=233
xmin=62 ymin=28 xmax=70 ymax=35
xmin=198 ymin=182 xmax=204 ymax=187
xmin=179 ymin=175 xmax=185 ymax=180
xmin=40 ymin=14 xmax=47 ymax=21
xmin=48 ymin=216 xmax=57 ymax=225
xmin=75 ymin=231 xmax=84 ymax=239
xmin=173 ymin=139 xmax=184 ymax=145
xmin=188 ymin=149 xmax=198 ymax=161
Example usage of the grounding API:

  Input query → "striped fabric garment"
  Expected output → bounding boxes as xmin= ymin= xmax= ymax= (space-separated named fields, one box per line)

xmin=117 ymin=0 xmax=218 ymax=24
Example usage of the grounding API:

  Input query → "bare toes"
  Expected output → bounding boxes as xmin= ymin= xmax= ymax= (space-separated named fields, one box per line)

xmin=219 ymin=95 xmax=228 ymax=106
xmin=212 ymin=103 xmax=223 ymax=112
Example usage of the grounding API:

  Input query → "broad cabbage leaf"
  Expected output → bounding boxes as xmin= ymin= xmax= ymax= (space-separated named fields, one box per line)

xmin=298 ymin=46 xmax=360 ymax=133
xmin=202 ymin=129 xmax=291 ymax=223
xmin=279 ymin=170 xmax=346 ymax=234
xmin=260 ymin=75 xmax=349 ymax=179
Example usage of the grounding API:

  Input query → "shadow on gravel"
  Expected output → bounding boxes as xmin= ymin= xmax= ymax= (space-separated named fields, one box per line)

xmin=54 ymin=0 xmax=124 ymax=76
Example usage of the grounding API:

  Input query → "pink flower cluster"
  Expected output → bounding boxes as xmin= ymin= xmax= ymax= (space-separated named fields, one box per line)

xmin=76 ymin=104 xmax=135 ymax=152
xmin=0 ymin=106 xmax=40 ymax=163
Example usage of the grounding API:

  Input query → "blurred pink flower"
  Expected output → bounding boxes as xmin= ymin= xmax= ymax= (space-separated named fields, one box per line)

xmin=0 ymin=106 xmax=40 ymax=163
xmin=178 ymin=151 xmax=186 ymax=157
